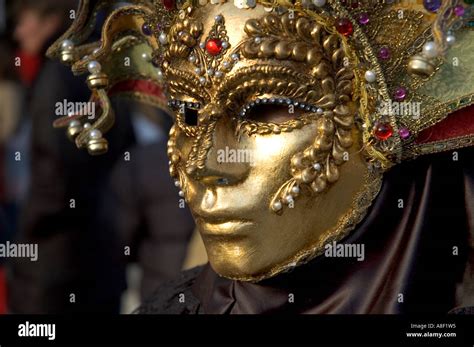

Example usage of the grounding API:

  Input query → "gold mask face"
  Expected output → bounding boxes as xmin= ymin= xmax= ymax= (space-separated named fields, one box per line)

xmin=45 ymin=0 xmax=474 ymax=282
xmin=165 ymin=2 xmax=382 ymax=281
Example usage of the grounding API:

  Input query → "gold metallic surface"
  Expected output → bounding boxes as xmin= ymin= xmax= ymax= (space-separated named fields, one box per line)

xmin=86 ymin=73 xmax=109 ymax=89
xmin=47 ymin=0 xmax=474 ymax=282
xmin=87 ymin=137 xmax=109 ymax=155
xmin=67 ymin=123 xmax=83 ymax=141
xmin=407 ymin=55 xmax=435 ymax=77
xmin=164 ymin=2 xmax=380 ymax=281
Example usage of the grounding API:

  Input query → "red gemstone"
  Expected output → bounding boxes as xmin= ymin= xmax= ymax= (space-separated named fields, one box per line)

xmin=205 ymin=38 xmax=222 ymax=56
xmin=336 ymin=18 xmax=353 ymax=37
xmin=374 ymin=122 xmax=393 ymax=141
xmin=163 ymin=0 xmax=175 ymax=10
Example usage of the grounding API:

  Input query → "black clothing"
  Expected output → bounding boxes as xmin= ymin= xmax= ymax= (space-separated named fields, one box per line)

xmin=137 ymin=146 xmax=474 ymax=314
xmin=7 ymin=60 xmax=135 ymax=313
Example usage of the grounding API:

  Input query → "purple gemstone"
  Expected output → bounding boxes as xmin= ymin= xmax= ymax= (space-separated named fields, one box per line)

xmin=379 ymin=47 xmax=391 ymax=60
xmin=359 ymin=12 xmax=369 ymax=25
xmin=399 ymin=127 xmax=411 ymax=140
xmin=423 ymin=0 xmax=441 ymax=12
xmin=394 ymin=87 xmax=407 ymax=101
xmin=142 ymin=23 xmax=152 ymax=36
xmin=454 ymin=5 xmax=465 ymax=17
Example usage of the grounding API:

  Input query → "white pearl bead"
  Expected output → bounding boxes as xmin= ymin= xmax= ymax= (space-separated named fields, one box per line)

xmin=194 ymin=67 xmax=202 ymax=75
xmin=272 ymin=201 xmax=282 ymax=211
xmin=446 ymin=35 xmax=456 ymax=46
xmin=312 ymin=0 xmax=326 ymax=6
xmin=174 ymin=180 xmax=180 ymax=187
xmin=221 ymin=41 xmax=229 ymax=49
xmin=69 ymin=120 xmax=81 ymax=128
xmin=89 ymin=129 xmax=102 ymax=139
xmin=157 ymin=68 xmax=164 ymax=79
xmin=215 ymin=71 xmax=223 ymax=78
xmin=284 ymin=195 xmax=294 ymax=204
xmin=87 ymin=61 xmax=102 ymax=74
xmin=178 ymin=191 xmax=185 ymax=197
xmin=291 ymin=186 xmax=300 ymax=194
xmin=231 ymin=53 xmax=239 ymax=61
xmin=83 ymin=123 xmax=92 ymax=129
xmin=422 ymin=41 xmax=438 ymax=59
xmin=316 ymin=108 xmax=324 ymax=114
xmin=188 ymin=55 xmax=196 ymax=63
xmin=214 ymin=15 xmax=223 ymax=22
xmin=207 ymin=68 xmax=214 ymax=76
xmin=141 ymin=52 xmax=149 ymax=60
xmin=61 ymin=39 xmax=74 ymax=50
xmin=159 ymin=32 xmax=168 ymax=45
xmin=199 ymin=76 xmax=207 ymax=85
xmin=313 ymin=163 xmax=322 ymax=171
xmin=365 ymin=70 xmax=376 ymax=83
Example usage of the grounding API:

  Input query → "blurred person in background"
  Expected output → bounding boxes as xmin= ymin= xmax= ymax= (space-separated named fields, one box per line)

xmin=6 ymin=0 xmax=134 ymax=313
xmin=100 ymin=104 xmax=195 ymax=311
xmin=6 ymin=0 xmax=196 ymax=313
xmin=0 ymin=38 xmax=23 ymax=315
xmin=0 ymin=40 xmax=23 ymax=233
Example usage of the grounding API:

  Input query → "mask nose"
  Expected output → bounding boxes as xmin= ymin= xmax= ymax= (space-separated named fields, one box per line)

xmin=186 ymin=107 xmax=251 ymax=186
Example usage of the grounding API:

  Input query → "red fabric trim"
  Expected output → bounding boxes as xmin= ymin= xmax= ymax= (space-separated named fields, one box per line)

xmin=415 ymin=105 xmax=474 ymax=144
xmin=16 ymin=50 xmax=42 ymax=87
xmin=108 ymin=80 xmax=166 ymax=102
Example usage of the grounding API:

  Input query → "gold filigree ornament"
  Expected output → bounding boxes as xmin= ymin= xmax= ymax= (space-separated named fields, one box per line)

xmin=49 ymin=0 xmax=474 ymax=281
xmin=47 ymin=0 xmax=176 ymax=154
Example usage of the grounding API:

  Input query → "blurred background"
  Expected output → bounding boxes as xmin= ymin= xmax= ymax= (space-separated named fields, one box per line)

xmin=0 ymin=0 xmax=206 ymax=314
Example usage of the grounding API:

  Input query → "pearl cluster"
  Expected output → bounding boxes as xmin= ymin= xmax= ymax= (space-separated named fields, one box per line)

xmin=189 ymin=49 xmax=238 ymax=85
xmin=416 ymin=2 xmax=468 ymax=60
xmin=174 ymin=179 xmax=185 ymax=198
xmin=238 ymin=97 xmax=324 ymax=117
xmin=272 ymin=163 xmax=323 ymax=212
xmin=168 ymin=99 xmax=201 ymax=110
xmin=82 ymin=122 xmax=104 ymax=140
xmin=272 ymin=185 xmax=301 ymax=212
xmin=188 ymin=14 xmax=232 ymax=85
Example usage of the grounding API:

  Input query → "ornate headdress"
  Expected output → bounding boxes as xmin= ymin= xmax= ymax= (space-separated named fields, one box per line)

xmin=48 ymin=0 xmax=474 ymax=160
xmin=48 ymin=0 xmax=474 ymax=280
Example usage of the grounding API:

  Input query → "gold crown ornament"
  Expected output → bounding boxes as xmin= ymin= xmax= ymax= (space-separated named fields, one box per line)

xmin=49 ymin=0 xmax=474 ymax=281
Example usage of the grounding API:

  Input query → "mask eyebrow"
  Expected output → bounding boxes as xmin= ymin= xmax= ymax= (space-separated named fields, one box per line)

xmin=166 ymin=65 xmax=212 ymax=102
xmin=214 ymin=64 xmax=322 ymax=111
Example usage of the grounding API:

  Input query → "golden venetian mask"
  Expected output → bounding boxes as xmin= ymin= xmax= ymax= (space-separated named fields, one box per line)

xmin=48 ymin=0 xmax=474 ymax=281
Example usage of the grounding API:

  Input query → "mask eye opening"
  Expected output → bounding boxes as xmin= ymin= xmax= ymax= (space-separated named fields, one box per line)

xmin=238 ymin=97 xmax=324 ymax=123
xmin=169 ymin=99 xmax=201 ymax=126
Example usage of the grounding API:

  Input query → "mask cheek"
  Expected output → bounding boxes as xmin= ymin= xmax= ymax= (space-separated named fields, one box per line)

xmin=245 ymin=123 xmax=319 ymax=205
